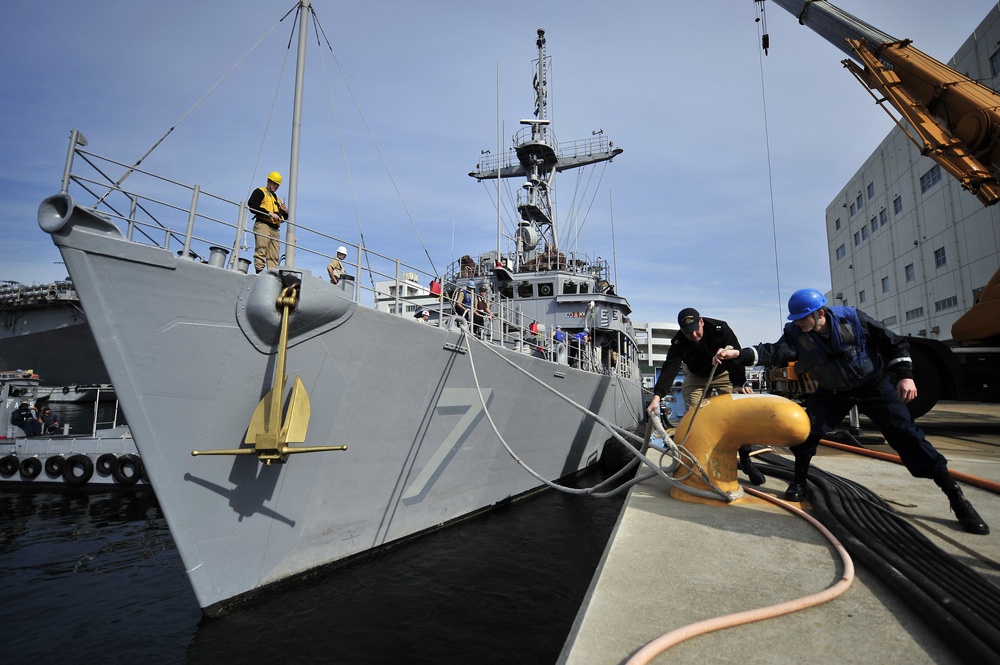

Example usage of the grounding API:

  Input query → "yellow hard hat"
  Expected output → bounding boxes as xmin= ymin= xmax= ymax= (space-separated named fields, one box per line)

xmin=267 ymin=171 xmax=283 ymax=185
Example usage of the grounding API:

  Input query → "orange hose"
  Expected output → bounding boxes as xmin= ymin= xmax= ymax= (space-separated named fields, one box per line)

xmin=624 ymin=488 xmax=854 ymax=665
xmin=819 ymin=438 xmax=1000 ymax=494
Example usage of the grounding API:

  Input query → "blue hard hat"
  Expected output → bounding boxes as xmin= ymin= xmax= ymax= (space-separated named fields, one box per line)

xmin=787 ymin=288 xmax=828 ymax=321
xmin=467 ymin=280 xmax=475 ymax=288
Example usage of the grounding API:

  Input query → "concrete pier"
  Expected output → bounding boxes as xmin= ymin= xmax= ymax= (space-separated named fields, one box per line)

xmin=559 ymin=402 xmax=1000 ymax=664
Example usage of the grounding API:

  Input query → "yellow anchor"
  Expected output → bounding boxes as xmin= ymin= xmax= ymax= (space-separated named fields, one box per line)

xmin=192 ymin=280 xmax=347 ymax=464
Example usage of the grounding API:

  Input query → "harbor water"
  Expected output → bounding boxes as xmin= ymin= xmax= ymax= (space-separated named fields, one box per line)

xmin=1 ymin=464 xmax=625 ymax=664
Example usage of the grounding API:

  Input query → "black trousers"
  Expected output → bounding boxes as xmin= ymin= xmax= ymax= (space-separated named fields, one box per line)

xmin=792 ymin=375 xmax=948 ymax=479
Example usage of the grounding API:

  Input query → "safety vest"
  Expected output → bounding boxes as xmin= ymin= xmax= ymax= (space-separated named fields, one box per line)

xmin=254 ymin=187 xmax=284 ymax=225
xmin=787 ymin=306 xmax=879 ymax=391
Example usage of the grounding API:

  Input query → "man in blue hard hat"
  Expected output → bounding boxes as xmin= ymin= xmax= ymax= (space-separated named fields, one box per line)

xmin=714 ymin=288 xmax=989 ymax=535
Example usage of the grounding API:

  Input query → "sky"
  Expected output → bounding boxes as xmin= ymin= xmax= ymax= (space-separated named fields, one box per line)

xmin=3 ymin=0 xmax=997 ymax=348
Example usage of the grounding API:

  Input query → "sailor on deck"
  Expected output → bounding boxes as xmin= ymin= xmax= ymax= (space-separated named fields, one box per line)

xmin=248 ymin=171 xmax=289 ymax=273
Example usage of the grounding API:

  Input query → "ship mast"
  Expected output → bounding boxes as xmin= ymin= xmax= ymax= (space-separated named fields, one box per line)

xmin=469 ymin=29 xmax=623 ymax=272
xmin=284 ymin=0 xmax=311 ymax=268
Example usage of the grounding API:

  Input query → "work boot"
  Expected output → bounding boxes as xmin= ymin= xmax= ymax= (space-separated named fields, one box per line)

xmin=738 ymin=446 xmax=766 ymax=486
xmin=936 ymin=476 xmax=990 ymax=535
xmin=783 ymin=461 xmax=810 ymax=502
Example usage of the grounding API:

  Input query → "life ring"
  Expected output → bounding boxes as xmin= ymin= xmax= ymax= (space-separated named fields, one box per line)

xmin=96 ymin=453 xmax=117 ymax=476
xmin=62 ymin=454 xmax=94 ymax=486
xmin=0 ymin=455 xmax=18 ymax=477
xmin=112 ymin=454 xmax=142 ymax=486
xmin=62 ymin=386 xmax=71 ymax=395
xmin=19 ymin=457 xmax=42 ymax=480
xmin=44 ymin=455 xmax=64 ymax=477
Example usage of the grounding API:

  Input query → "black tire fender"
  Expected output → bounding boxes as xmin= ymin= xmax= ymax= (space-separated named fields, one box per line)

xmin=44 ymin=455 xmax=65 ymax=477
xmin=19 ymin=457 xmax=42 ymax=480
xmin=0 ymin=455 xmax=19 ymax=477
xmin=63 ymin=454 xmax=94 ymax=486
xmin=112 ymin=454 xmax=142 ymax=486
xmin=96 ymin=453 xmax=117 ymax=476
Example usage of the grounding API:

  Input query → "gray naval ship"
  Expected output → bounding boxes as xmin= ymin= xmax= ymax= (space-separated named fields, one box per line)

xmin=37 ymin=1 xmax=643 ymax=616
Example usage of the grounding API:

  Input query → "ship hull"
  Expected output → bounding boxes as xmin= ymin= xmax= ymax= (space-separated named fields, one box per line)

xmin=41 ymin=196 xmax=642 ymax=613
xmin=0 ymin=308 xmax=109 ymax=386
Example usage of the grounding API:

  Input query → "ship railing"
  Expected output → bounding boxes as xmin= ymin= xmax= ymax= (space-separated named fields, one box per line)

xmin=63 ymin=141 xmax=639 ymax=381
xmin=471 ymin=132 xmax=614 ymax=178
xmin=66 ymin=145 xmax=437 ymax=316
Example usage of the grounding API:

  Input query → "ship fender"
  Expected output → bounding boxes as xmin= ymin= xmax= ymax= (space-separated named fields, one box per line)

xmin=670 ymin=394 xmax=809 ymax=504
xmin=112 ymin=454 xmax=142 ymax=486
xmin=96 ymin=453 xmax=117 ymax=476
xmin=62 ymin=454 xmax=94 ymax=486
xmin=19 ymin=457 xmax=42 ymax=480
xmin=0 ymin=455 xmax=18 ymax=477
xmin=237 ymin=270 xmax=356 ymax=353
xmin=44 ymin=455 xmax=64 ymax=477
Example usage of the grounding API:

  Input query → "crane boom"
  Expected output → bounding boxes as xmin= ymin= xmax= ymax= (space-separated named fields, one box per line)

xmin=769 ymin=0 xmax=1000 ymax=206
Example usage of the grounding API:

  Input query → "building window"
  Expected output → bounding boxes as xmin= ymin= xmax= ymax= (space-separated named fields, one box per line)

xmin=850 ymin=202 xmax=856 ymax=216
xmin=893 ymin=196 xmax=902 ymax=214
xmin=867 ymin=182 xmax=874 ymax=199
xmin=834 ymin=218 xmax=841 ymax=231
xmin=883 ymin=315 xmax=897 ymax=326
xmin=920 ymin=164 xmax=942 ymax=193
xmin=859 ymin=289 xmax=866 ymax=304
xmin=905 ymin=263 xmax=915 ymax=282
xmin=861 ymin=226 xmax=868 ymax=241
xmin=934 ymin=247 xmax=946 ymax=268
xmin=991 ymin=48 xmax=1000 ymax=77
xmin=935 ymin=296 xmax=958 ymax=311
xmin=857 ymin=193 xmax=864 ymax=209
xmin=854 ymin=231 xmax=861 ymax=247
xmin=835 ymin=244 xmax=846 ymax=260
xmin=881 ymin=276 xmax=890 ymax=293
xmin=880 ymin=208 xmax=887 ymax=226
xmin=870 ymin=216 xmax=878 ymax=232
xmin=905 ymin=306 xmax=924 ymax=321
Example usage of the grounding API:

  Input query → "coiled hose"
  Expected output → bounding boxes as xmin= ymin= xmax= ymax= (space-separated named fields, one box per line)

xmin=753 ymin=450 xmax=1000 ymax=663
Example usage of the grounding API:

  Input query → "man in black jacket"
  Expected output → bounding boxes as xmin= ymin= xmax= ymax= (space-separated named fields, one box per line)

xmin=647 ymin=308 xmax=764 ymax=485
xmin=714 ymin=288 xmax=988 ymax=535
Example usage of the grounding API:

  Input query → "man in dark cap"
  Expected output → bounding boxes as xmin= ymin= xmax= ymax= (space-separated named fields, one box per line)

xmin=647 ymin=308 xmax=764 ymax=484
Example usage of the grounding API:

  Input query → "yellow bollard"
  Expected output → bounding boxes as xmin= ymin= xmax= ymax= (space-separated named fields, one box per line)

xmin=670 ymin=394 xmax=810 ymax=505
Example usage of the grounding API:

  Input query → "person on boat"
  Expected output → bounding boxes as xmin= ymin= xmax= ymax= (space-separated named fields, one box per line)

xmin=473 ymin=285 xmax=493 ymax=338
xmin=41 ymin=407 xmax=61 ymax=434
xmin=452 ymin=280 xmax=475 ymax=322
xmin=568 ymin=328 xmax=590 ymax=368
xmin=713 ymin=288 xmax=989 ymax=535
xmin=647 ymin=308 xmax=763 ymax=485
xmin=414 ymin=309 xmax=430 ymax=323
xmin=248 ymin=171 xmax=289 ymax=273
xmin=553 ymin=326 xmax=567 ymax=344
xmin=327 ymin=246 xmax=348 ymax=285
xmin=11 ymin=402 xmax=42 ymax=437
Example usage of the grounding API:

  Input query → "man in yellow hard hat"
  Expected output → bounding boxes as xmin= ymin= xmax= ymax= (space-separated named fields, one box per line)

xmin=248 ymin=171 xmax=289 ymax=272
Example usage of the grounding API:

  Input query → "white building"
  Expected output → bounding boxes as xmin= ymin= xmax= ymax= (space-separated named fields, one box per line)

xmin=826 ymin=6 xmax=1000 ymax=343
xmin=634 ymin=321 xmax=679 ymax=388
xmin=373 ymin=272 xmax=438 ymax=316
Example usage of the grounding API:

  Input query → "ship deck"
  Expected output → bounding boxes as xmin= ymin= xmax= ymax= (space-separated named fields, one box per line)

xmin=559 ymin=401 xmax=1000 ymax=664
